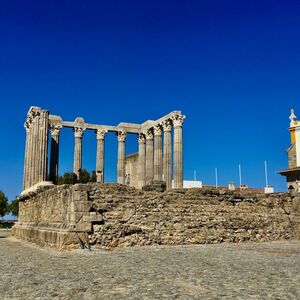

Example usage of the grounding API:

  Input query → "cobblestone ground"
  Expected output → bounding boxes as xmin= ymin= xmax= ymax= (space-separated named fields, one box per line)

xmin=0 ymin=230 xmax=299 ymax=300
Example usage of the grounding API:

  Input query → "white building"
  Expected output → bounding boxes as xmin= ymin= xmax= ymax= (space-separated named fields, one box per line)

xmin=172 ymin=180 xmax=202 ymax=188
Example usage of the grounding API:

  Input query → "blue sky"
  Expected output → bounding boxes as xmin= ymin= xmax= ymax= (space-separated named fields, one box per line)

xmin=1 ymin=0 xmax=300 ymax=200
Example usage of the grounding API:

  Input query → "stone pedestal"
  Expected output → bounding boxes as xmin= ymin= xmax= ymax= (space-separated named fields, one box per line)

xmin=117 ymin=131 xmax=126 ymax=184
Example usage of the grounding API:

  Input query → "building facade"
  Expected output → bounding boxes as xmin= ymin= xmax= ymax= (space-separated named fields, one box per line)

xmin=278 ymin=109 xmax=300 ymax=191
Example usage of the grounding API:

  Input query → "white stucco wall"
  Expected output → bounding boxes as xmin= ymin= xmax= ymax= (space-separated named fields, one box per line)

xmin=172 ymin=180 xmax=203 ymax=188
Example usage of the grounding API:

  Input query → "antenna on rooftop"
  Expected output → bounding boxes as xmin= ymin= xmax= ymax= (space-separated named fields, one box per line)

xmin=215 ymin=167 xmax=218 ymax=188
xmin=264 ymin=160 xmax=269 ymax=187
xmin=264 ymin=160 xmax=274 ymax=193
xmin=238 ymin=164 xmax=242 ymax=187
xmin=194 ymin=170 xmax=197 ymax=181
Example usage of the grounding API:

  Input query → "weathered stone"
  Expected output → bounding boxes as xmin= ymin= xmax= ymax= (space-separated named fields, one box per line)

xmin=76 ymin=222 xmax=92 ymax=232
xmin=12 ymin=183 xmax=300 ymax=249
xmin=74 ymin=201 xmax=92 ymax=212
xmin=142 ymin=180 xmax=166 ymax=192
xmin=82 ymin=215 xmax=103 ymax=223
xmin=73 ymin=184 xmax=91 ymax=192
xmin=292 ymin=196 xmax=300 ymax=214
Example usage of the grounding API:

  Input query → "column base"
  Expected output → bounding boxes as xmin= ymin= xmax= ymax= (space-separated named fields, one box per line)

xmin=21 ymin=181 xmax=54 ymax=196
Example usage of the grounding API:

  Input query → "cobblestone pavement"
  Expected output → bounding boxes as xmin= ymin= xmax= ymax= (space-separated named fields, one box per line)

xmin=0 ymin=230 xmax=299 ymax=300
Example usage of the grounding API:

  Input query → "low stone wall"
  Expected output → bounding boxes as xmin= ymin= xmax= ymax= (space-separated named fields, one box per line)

xmin=12 ymin=183 xmax=300 ymax=249
xmin=12 ymin=184 xmax=97 ymax=249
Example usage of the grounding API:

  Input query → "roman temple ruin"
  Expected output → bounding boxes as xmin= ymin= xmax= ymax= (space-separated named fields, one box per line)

xmin=22 ymin=106 xmax=185 ymax=194
xmin=13 ymin=106 xmax=300 ymax=249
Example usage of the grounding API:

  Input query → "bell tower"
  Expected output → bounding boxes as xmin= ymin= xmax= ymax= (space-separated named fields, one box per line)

xmin=278 ymin=108 xmax=300 ymax=191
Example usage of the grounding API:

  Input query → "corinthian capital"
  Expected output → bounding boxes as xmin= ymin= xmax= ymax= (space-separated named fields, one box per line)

xmin=96 ymin=129 xmax=107 ymax=140
xmin=138 ymin=133 xmax=146 ymax=144
xmin=162 ymin=119 xmax=172 ymax=132
xmin=24 ymin=109 xmax=41 ymax=129
xmin=117 ymin=131 xmax=127 ymax=142
xmin=144 ymin=129 xmax=153 ymax=140
xmin=29 ymin=109 xmax=40 ymax=121
xmin=50 ymin=124 xmax=62 ymax=137
xmin=74 ymin=127 xmax=85 ymax=138
xmin=153 ymin=124 xmax=162 ymax=136
xmin=171 ymin=114 xmax=185 ymax=128
xmin=24 ymin=121 xmax=30 ymax=132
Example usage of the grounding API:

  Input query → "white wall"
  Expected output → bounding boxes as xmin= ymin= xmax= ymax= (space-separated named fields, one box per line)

xmin=172 ymin=180 xmax=203 ymax=188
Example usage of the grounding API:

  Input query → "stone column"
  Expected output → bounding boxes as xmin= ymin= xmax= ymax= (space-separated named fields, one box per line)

xmin=23 ymin=122 xmax=30 ymax=190
xmin=162 ymin=119 xmax=172 ymax=189
xmin=49 ymin=125 xmax=62 ymax=184
xmin=172 ymin=114 xmax=185 ymax=188
xmin=153 ymin=124 xmax=163 ymax=180
xmin=145 ymin=129 xmax=154 ymax=184
xmin=26 ymin=108 xmax=39 ymax=188
xmin=38 ymin=109 xmax=49 ymax=183
xmin=26 ymin=120 xmax=34 ymax=189
xmin=22 ymin=106 xmax=49 ymax=190
xmin=73 ymin=127 xmax=84 ymax=180
xmin=138 ymin=133 xmax=146 ymax=188
xmin=31 ymin=112 xmax=40 ymax=185
xmin=96 ymin=129 xmax=107 ymax=183
xmin=117 ymin=131 xmax=126 ymax=184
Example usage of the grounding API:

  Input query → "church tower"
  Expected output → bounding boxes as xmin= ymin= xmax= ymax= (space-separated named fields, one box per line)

xmin=278 ymin=109 xmax=300 ymax=191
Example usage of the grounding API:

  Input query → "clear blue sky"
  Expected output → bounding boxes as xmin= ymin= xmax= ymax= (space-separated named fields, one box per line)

xmin=1 ymin=0 xmax=300 ymax=200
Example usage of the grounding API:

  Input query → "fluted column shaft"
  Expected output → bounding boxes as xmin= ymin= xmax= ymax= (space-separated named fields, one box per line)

xmin=138 ymin=134 xmax=146 ymax=188
xmin=73 ymin=127 xmax=84 ymax=180
xmin=23 ymin=126 xmax=30 ymax=190
xmin=163 ymin=120 xmax=172 ymax=190
xmin=117 ymin=131 xmax=126 ymax=184
xmin=96 ymin=130 xmax=107 ymax=183
xmin=27 ymin=123 xmax=34 ymax=188
xmin=49 ymin=125 xmax=62 ymax=184
xmin=172 ymin=114 xmax=185 ymax=188
xmin=154 ymin=125 xmax=163 ymax=180
xmin=31 ymin=116 xmax=40 ymax=185
xmin=23 ymin=107 xmax=49 ymax=190
xmin=145 ymin=130 xmax=154 ymax=184
xmin=38 ymin=110 xmax=49 ymax=183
